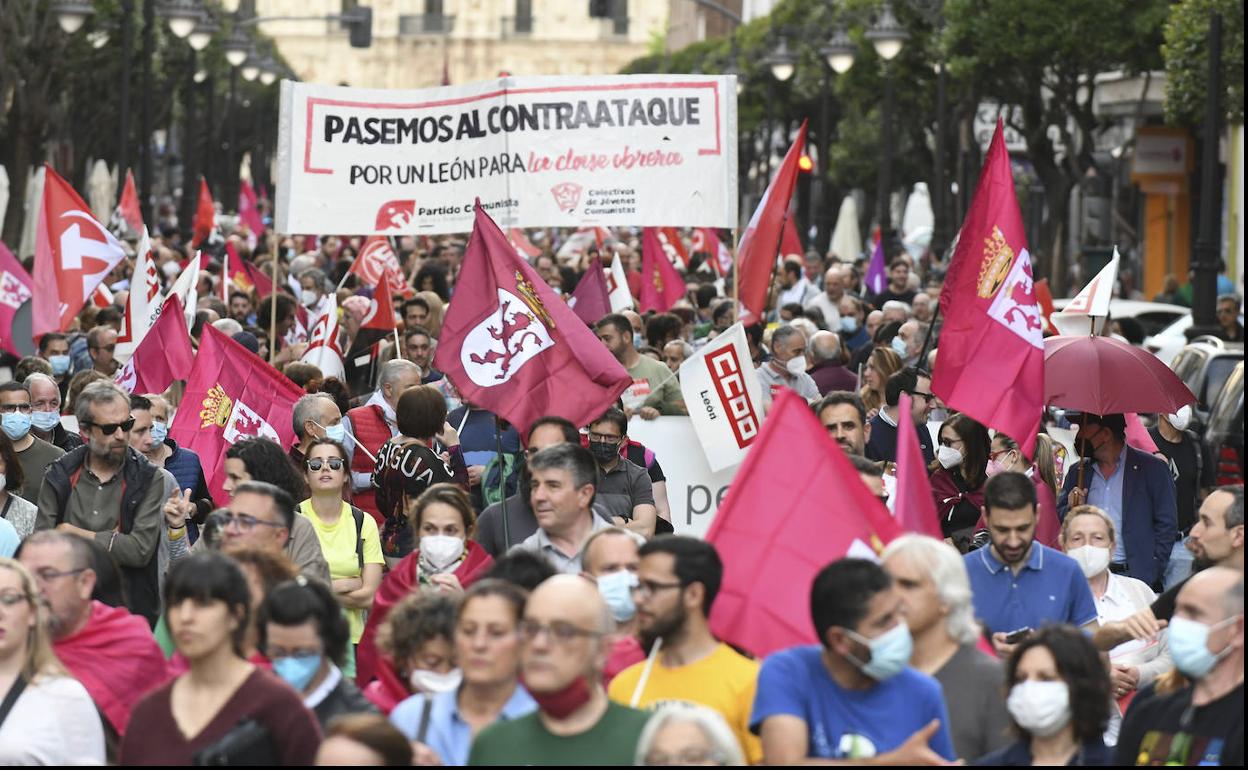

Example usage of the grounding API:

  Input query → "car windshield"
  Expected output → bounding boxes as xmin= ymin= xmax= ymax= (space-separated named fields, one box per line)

xmin=1204 ymin=355 xmax=1245 ymax=408
xmin=1208 ymin=362 xmax=1243 ymax=433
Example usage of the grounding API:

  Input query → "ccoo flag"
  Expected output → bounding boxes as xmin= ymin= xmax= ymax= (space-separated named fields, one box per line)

xmin=933 ymin=119 xmax=1044 ymax=457
xmin=678 ymin=323 xmax=765 ymax=472
xmin=707 ymin=389 xmax=902 ymax=658
xmin=433 ymin=201 xmax=631 ymax=436
xmin=171 ymin=326 xmax=305 ymax=504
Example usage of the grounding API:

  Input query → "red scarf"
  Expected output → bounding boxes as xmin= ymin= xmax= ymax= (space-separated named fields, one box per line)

xmin=53 ymin=601 xmax=171 ymax=735
xmin=355 ymin=540 xmax=494 ymax=693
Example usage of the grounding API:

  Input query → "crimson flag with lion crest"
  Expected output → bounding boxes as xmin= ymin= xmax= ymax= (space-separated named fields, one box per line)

xmin=933 ymin=119 xmax=1044 ymax=458
xmin=434 ymin=202 xmax=631 ymax=436
xmin=171 ymin=325 xmax=306 ymax=505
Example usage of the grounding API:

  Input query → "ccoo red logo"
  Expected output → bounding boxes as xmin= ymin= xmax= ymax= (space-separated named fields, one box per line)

xmin=705 ymin=346 xmax=760 ymax=449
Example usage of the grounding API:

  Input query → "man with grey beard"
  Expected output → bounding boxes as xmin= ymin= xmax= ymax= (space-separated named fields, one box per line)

xmin=36 ymin=381 xmax=166 ymax=625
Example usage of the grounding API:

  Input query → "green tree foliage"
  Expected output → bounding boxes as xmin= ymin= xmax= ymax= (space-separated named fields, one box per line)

xmin=1162 ymin=0 xmax=1245 ymax=126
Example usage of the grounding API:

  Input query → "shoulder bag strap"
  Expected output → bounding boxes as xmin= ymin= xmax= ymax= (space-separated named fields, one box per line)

xmin=0 ymin=676 xmax=28 ymax=728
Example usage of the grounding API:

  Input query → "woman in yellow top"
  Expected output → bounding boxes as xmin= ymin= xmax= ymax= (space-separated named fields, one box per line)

xmin=301 ymin=437 xmax=385 ymax=677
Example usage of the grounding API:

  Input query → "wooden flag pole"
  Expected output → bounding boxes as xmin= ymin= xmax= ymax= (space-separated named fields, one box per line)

xmin=269 ymin=235 xmax=279 ymax=366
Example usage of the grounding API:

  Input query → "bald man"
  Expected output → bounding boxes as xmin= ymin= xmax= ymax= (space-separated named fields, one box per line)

xmin=1115 ymin=567 xmax=1244 ymax=765
xmin=468 ymin=575 xmax=650 ymax=765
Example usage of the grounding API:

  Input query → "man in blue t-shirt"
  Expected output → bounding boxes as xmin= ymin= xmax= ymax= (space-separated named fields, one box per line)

xmin=750 ymin=558 xmax=957 ymax=764
xmin=966 ymin=471 xmax=1098 ymax=658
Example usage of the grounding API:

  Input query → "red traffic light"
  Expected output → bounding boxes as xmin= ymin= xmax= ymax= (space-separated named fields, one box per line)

xmin=798 ymin=154 xmax=814 ymax=173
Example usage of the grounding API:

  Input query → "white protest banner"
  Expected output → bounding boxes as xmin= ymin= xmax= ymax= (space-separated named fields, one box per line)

xmin=678 ymin=323 xmax=765 ymax=472
xmin=627 ymin=416 xmax=737 ymax=539
xmin=276 ymin=75 xmax=738 ymax=235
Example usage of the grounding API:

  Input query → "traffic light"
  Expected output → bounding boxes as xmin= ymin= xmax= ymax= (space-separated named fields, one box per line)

xmin=347 ymin=6 xmax=373 ymax=48
xmin=798 ymin=154 xmax=814 ymax=173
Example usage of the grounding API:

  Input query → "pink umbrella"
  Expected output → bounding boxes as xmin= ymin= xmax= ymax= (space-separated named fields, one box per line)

xmin=1044 ymin=335 xmax=1195 ymax=415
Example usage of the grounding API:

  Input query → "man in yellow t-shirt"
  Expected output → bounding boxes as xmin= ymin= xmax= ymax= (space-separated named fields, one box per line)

xmin=607 ymin=536 xmax=761 ymax=764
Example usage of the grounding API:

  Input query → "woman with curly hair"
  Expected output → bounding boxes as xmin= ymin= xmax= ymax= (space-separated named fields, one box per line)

xmin=973 ymin=626 xmax=1113 ymax=765
xmin=364 ymin=592 xmax=459 ymax=713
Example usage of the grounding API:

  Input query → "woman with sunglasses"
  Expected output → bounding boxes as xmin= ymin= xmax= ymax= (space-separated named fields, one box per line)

xmin=302 ymin=437 xmax=385 ymax=680
xmin=0 ymin=557 xmax=105 ymax=764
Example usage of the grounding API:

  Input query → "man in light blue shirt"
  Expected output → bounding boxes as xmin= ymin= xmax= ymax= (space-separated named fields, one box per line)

xmin=391 ymin=680 xmax=536 ymax=766
xmin=1088 ymin=443 xmax=1129 ymax=563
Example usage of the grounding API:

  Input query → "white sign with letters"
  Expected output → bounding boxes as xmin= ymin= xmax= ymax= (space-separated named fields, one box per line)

xmin=628 ymin=416 xmax=738 ymax=539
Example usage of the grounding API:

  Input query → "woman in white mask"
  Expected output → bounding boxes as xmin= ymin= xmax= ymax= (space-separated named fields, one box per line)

xmin=390 ymin=580 xmax=537 ymax=766
xmin=974 ymin=626 xmax=1113 ymax=765
xmin=356 ymin=484 xmax=494 ymax=697
xmin=1060 ymin=505 xmax=1170 ymax=746
xmin=928 ymin=413 xmax=990 ymax=553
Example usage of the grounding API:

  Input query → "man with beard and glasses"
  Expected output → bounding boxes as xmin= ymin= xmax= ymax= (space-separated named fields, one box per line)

xmin=964 ymin=472 xmax=1097 ymax=659
xmin=1095 ymin=485 xmax=1243 ymax=653
xmin=36 ymin=381 xmax=166 ymax=625
xmin=468 ymin=575 xmax=650 ymax=765
xmin=608 ymin=536 xmax=761 ymax=764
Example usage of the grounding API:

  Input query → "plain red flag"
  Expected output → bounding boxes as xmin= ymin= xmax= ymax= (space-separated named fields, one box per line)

xmin=569 ymin=258 xmax=612 ymax=325
xmin=893 ymin=392 xmax=944 ymax=538
xmin=116 ymin=169 xmax=143 ymax=235
xmin=737 ymin=120 xmax=807 ymax=324
xmin=707 ymin=389 xmax=902 ymax=658
xmin=238 ymin=179 xmax=264 ymax=237
xmin=781 ymin=214 xmax=803 ymax=260
xmin=32 ymin=164 xmax=127 ymax=337
xmin=115 ymin=295 xmax=195 ymax=395
xmin=432 ymin=201 xmax=631 ymax=436
xmin=170 ymin=325 xmax=305 ymax=504
xmin=191 ymin=177 xmax=215 ymax=247
xmin=933 ymin=120 xmax=1044 ymax=457
xmin=508 ymin=228 xmax=542 ymax=258
xmin=640 ymin=227 xmax=688 ymax=313
xmin=0 ymin=240 xmax=34 ymax=355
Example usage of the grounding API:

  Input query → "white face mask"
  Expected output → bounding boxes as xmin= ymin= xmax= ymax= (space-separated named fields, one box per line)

xmin=420 ymin=535 xmax=465 ymax=571
xmin=1166 ymin=405 xmax=1192 ymax=431
xmin=1006 ymin=680 xmax=1071 ymax=737
xmin=1066 ymin=544 xmax=1111 ymax=578
xmin=786 ymin=355 xmax=808 ymax=377
xmin=300 ymin=289 xmax=319 ymax=308
xmin=936 ymin=445 xmax=963 ymax=469
xmin=409 ymin=667 xmax=462 ymax=694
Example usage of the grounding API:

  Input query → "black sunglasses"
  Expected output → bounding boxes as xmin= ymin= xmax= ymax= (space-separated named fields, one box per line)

xmin=307 ymin=457 xmax=345 ymax=472
xmin=86 ymin=418 xmax=135 ymax=435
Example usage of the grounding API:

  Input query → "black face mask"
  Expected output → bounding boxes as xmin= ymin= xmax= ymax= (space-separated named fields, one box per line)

xmin=588 ymin=440 xmax=619 ymax=465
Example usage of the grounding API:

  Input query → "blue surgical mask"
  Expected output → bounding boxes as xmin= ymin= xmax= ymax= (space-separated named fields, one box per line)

xmin=596 ymin=570 xmax=638 ymax=623
xmin=320 ymin=422 xmax=347 ymax=444
xmin=844 ymin=622 xmax=913 ymax=681
xmin=1168 ymin=615 xmax=1241 ymax=679
xmin=840 ymin=316 xmax=858 ymax=334
xmin=1 ymin=412 xmax=32 ymax=441
xmin=633 ymin=332 xmax=644 ymax=349
xmin=49 ymin=354 xmax=71 ymax=376
xmin=272 ymin=654 xmax=322 ymax=692
xmin=890 ymin=336 xmax=909 ymax=358
xmin=30 ymin=409 xmax=61 ymax=432
xmin=150 ymin=420 xmax=169 ymax=445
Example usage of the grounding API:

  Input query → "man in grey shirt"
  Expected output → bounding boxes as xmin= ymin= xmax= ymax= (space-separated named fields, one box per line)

xmin=585 ymin=409 xmax=656 ymax=537
xmin=511 ymin=444 xmax=607 ymax=575
xmin=756 ymin=324 xmax=820 ymax=403
xmin=882 ymin=535 xmax=1012 ymax=762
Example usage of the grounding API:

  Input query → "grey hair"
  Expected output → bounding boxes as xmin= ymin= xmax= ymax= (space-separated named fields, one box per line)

xmin=881 ymin=300 xmax=913 ymax=319
xmin=379 ymin=359 xmax=421 ymax=390
xmin=808 ymin=330 xmax=841 ymax=362
xmin=789 ymin=318 xmax=818 ymax=345
xmin=1216 ymin=484 xmax=1244 ymax=529
xmin=663 ymin=340 xmax=693 ymax=360
xmin=22 ymin=373 xmax=59 ymax=395
xmin=634 ymin=703 xmax=746 ymax=766
xmin=211 ymin=318 xmax=244 ymax=337
xmin=770 ymin=324 xmax=805 ymax=352
xmin=74 ymin=381 xmax=130 ymax=427
xmin=880 ymin=534 xmax=980 ymax=646
xmin=526 ymin=443 xmax=597 ymax=494
xmin=291 ymin=392 xmax=334 ymax=438
xmin=298 ymin=267 xmax=328 ymax=291
xmin=18 ymin=530 xmax=95 ymax=571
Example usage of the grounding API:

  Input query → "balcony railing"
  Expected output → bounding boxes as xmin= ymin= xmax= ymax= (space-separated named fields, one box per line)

xmin=399 ymin=14 xmax=456 ymax=35
xmin=501 ymin=15 xmax=534 ymax=37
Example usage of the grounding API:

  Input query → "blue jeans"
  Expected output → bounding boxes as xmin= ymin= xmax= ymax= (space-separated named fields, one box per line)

xmin=1163 ymin=539 xmax=1194 ymax=590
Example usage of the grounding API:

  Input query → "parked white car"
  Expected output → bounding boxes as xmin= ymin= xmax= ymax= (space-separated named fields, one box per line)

xmin=1143 ymin=313 xmax=1193 ymax=365
xmin=1051 ymin=299 xmax=1188 ymax=342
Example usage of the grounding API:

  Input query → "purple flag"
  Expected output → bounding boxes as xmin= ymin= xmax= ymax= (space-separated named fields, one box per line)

xmin=568 ymin=258 xmax=612 ymax=325
xmin=865 ymin=236 xmax=887 ymax=296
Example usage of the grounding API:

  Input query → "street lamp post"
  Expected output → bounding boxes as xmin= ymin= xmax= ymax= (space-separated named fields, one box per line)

xmin=1187 ymin=13 xmax=1223 ymax=339
xmin=865 ymin=2 xmax=908 ymax=238
xmin=932 ymin=58 xmax=948 ymax=257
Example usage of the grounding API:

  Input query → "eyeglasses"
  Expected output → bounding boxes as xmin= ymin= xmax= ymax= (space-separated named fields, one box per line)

xmin=586 ymin=432 xmax=622 ymax=443
xmin=32 ymin=567 xmax=86 ymax=583
xmin=630 ymin=579 xmax=684 ymax=599
xmin=905 ymin=390 xmax=933 ymax=403
xmin=220 ymin=513 xmax=285 ymax=532
xmin=85 ymin=418 xmax=136 ymax=435
xmin=0 ymin=404 xmax=32 ymax=414
xmin=0 ymin=592 xmax=31 ymax=607
xmin=307 ymin=457 xmax=345 ymax=472
xmin=517 ymin=620 xmax=603 ymax=645
xmin=989 ymin=449 xmax=1013 ymax=461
